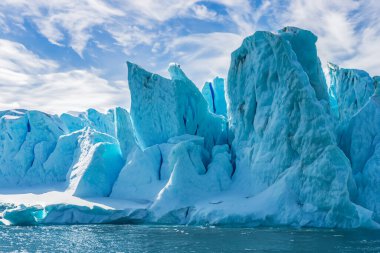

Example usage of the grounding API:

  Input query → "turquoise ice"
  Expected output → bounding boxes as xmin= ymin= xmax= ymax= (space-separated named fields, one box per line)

xmin=1 ymin=26 xmax=380 ymax=229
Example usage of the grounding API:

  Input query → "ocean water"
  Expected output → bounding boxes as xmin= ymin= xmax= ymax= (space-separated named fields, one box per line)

xmin=1 ymin=225 xmax=380 ymax=252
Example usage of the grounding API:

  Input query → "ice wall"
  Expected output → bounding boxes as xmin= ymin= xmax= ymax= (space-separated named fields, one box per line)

xmin=328 ymin=63 xmax=375 ymax=124
xmin=339 ymin=95 xmax=380 ymax=220
xmin=226 ymin=28 xmax=369 ymax=227
xmin=279 ymin=27 xmax=330 ymax=111
xmin=128 ymin=62 xmax=227 ymax=151
xmin=0 ymin=110 xmax=64 ymax=185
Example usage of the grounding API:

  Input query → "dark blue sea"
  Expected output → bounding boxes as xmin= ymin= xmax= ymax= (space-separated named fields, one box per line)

xmin=1 ymin=225 xmax=380 ymax=252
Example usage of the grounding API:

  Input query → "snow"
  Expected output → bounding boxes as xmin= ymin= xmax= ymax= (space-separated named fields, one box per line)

xmin=1 ymin=26 xmax=380 ymax=228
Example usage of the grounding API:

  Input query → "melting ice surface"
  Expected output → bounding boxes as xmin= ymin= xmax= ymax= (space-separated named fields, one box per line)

xmin=1 ymin=26 xmax=380 ymax=229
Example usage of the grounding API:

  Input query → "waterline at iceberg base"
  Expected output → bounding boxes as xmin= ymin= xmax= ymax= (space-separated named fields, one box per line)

xmin=1 ymin=27 xmax=379 ymax=228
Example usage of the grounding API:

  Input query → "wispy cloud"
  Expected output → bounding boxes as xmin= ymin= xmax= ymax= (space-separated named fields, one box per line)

xmin=0 ymin=0 xmax=124 ymax=56
xmin=0 ymin=0 xmax=379 ymax=113
xmin=0 ymin=39 xmax=129 ymax=113
xmin=161 ymin=32 xmax=243 ymax=86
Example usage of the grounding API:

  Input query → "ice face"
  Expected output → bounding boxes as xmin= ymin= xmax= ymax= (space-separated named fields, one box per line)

xmin=128 ymin=62 xmax=227 ymax=151
xmin=279 ymin=27 xmax=330 ymax=111
xmin=2 ymin=26 xmax=380 ymax=228
xmin=149 ymin=136 xmax=233 ymax=221
xmin=54 ymin=128 xmax=124 ymax=197
xmin=201 ymin=77 xmax=227 ymax=117
xmin=113 ymin=107 xmax=138 ymax=159
xmin=61 ymin=108 xmax=115 ymax=136
xmin=0 ymin=108 xmax=134 ymax=196
xmin=328 ymin=63 xmax=375 ymax=124
xmin=0 ymin=110 xmax=64 ymax=186
xmin=338 ymin=95 xmax=380 ymax=221
xmin=226 ymin=29 xmax=368 ymax=227
xmin=110 ymin=144 xmax=163 ymax=202
xmin=127 ymin=62 xmax=180 ymax=148
xmin=61 ymin=107 xmax=137 ymax=160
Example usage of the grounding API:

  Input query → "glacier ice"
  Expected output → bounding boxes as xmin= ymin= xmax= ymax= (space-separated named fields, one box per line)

xmin=327 ymin=63 xmax=380 ymax=220
xmin=1 ymin=26 xmax=380 ymax=228
xmin=0 ymin=110 xmax=64 ymax=186
xmin=61 ymin=107 xmax=137 ymax=158
xmin=328 ymin=62 xmax=375 ymax=125
xmin=57 ymin=128 xmax=124 ymax=197
xmin=128 ymin=62 xmax=227 ymax=151
xmin=226 ymin=27 xmax=370 ymax=227
xmin=338 ymin=91 xmax=380 ymax=221
xmin=201 ymin=77 xmax=227 ymax=117
xmin=0 ymin=107 xmax=134 ymax=197
xmin=279 ymin=27 xmax=330 ymax=111
xmin=111 ymin=144 xmax=164 ymax=202
xmin=61 ymin=109 xmax=115 ymax=136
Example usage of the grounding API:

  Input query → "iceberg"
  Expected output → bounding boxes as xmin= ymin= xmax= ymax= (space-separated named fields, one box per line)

xmin=226 ymin=27 xmax=370 ymax=227
xmin=1 ymin=26 xmax=380 ymax=229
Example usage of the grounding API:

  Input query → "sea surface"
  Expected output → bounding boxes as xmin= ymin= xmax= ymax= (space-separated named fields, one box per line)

xmin=1 ymin=225 xmax=380 ymax=252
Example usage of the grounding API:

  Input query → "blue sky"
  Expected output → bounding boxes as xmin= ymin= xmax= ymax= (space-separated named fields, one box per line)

xmin=0 ymin=0 xmax=379 ymax=113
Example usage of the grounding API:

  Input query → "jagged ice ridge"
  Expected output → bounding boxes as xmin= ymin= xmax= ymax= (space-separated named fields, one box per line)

xmin=0 ymin=27 xmax=379 ymax=228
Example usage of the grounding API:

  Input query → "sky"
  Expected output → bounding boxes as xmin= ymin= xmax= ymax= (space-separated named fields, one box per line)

xmin=0 ymin=0 xmax=379 ymax=114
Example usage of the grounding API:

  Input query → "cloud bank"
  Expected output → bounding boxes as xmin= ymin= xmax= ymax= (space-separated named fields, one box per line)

xmin=0 ymin=0 xmax=379 ymax=113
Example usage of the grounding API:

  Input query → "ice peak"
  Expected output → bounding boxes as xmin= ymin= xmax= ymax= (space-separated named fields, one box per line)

xmin=168 ymin=62 xmax=189 ymax=81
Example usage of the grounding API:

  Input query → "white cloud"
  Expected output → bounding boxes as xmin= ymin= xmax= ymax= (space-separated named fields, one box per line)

xmin=0 ymin=39 xmax=130 ymax=113
xmin=0 ymin=0 xmax=124 ymax=56
xmin=1 ymin=0 xmax=380 ymax=114
xmin=191 ymin=4 xmax=219 ymax=21
xmin=161 ymin=32 xmax=243 ymax=86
